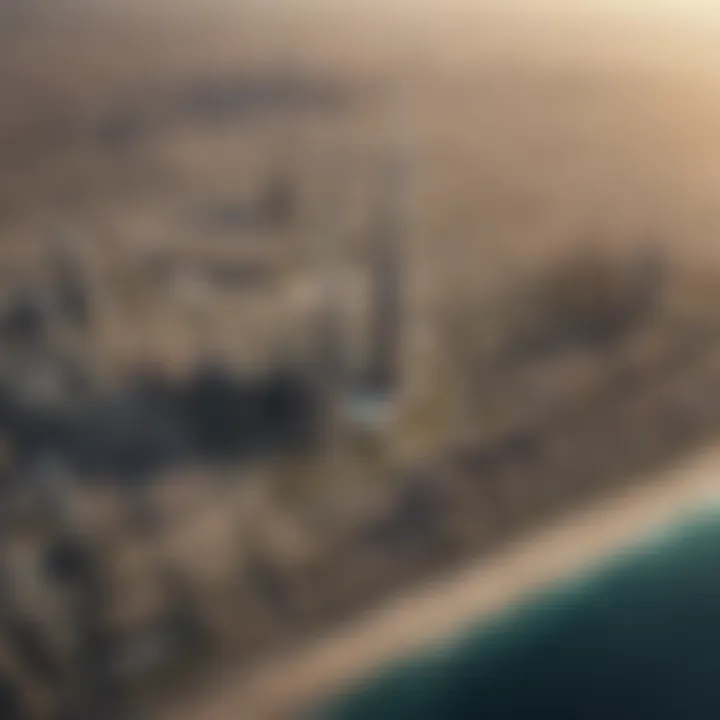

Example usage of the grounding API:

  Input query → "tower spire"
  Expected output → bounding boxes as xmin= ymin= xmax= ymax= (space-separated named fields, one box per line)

xmin=366 ymin=147 xmax=408 ymax=399
xmin=313 ymin=165 xmax=348 ymax=445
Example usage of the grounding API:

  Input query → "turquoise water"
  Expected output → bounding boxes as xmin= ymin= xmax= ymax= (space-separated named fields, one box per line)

xmin=313 ymin=508 xmax=720 ymax=719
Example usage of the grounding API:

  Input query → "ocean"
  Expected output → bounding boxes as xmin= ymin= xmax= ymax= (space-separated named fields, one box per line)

xmin=312 ymin=506 xmax=720 ymax=719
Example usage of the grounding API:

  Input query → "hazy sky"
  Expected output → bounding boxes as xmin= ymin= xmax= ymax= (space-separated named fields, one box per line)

xmin=399 ymin=0 xmax=720 ymax=23
xmin=65 ymin=0 xmax=720 ymax=29
xmin=435 ymin=0 xmax=720 ymax=14
xmin=285 ymin=0 xmax=720 ymax=17
xmin=93 ymin=0 xmax=720 ymax=18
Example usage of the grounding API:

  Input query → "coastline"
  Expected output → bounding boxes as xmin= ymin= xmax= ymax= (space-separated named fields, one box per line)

xmin=163 ymin=444 xmax=720 ymax=719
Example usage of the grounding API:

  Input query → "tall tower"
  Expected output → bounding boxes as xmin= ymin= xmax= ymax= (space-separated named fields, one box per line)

xmin=309 ymin=146 xmax=410 ymax=491
xmin=365 ymin=149 xmax=407 ymax=404
xmin=47 ymin=238 xmax=92 ymax=334
xmin=313 ymin=188 xmax=348 ymax=450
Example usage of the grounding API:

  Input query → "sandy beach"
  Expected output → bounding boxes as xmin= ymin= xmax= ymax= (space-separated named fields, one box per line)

xmin=162 ymin=443 xmax=720 ymax=719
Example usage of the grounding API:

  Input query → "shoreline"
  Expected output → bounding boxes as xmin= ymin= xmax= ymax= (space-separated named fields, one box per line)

xmin=163 ymin=444 xmax=720 ymax=719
